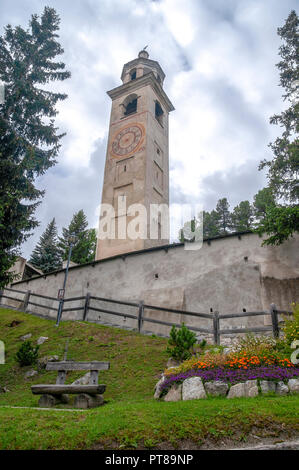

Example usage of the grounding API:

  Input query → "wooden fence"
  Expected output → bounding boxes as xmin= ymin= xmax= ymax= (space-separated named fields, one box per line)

xmin=0 ymin=286 xmax=293 ymax=344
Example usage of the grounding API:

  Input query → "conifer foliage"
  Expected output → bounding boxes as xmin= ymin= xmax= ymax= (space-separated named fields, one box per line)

xmin=29 ymin=218 xmax=62 ymax=273
xmin=257 ymin=10 xmax=299 ymax=245
xmin=59 ymin=210 xmax=96 ymax=265
xmin=0 ymin=7 xmax=70 ymax=287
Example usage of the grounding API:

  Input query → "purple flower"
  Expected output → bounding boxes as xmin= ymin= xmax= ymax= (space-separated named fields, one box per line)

xmin=160 ymin=366 xmax=299 ymax=392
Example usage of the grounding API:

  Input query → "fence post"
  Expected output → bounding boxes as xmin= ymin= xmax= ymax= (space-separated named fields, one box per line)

xmin=213 ymin=311 xmax=220 ymax=345
xmin=22 ymin=290 xmax=31 ymax=312
xmin=83 ymin=293 xmax=91 ymax=321
xmin=270 ymin=303 xmax=279 ymax=338
xmin=138 ymin=301 xmax=144 ymax=333
xmin=56 ymin=299 xmax=64 ymax=327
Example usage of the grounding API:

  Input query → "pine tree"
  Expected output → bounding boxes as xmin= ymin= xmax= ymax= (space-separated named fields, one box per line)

xmin=253 ymin=188 xmax=276 ymax=223
xmin=29 ymin=219 xmax=62 ymax=273
xmin=203 ymin=210 xmax=220 ymax=238
xmin=231 ymin=201 xmax=254 ymax=232
xmin=215 ymin=198 xmax=232 ymax=235
xmin=59 ymin=210 xmax=96 ymax=264
xmin=0 ymin=7 xmax=70 ymax=287
xmin=257 ymin=10 xmax=299 ymax=245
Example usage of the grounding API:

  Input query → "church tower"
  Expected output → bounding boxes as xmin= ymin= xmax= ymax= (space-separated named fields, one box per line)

xmin=96 ymin=49 xmax=174 ymax=260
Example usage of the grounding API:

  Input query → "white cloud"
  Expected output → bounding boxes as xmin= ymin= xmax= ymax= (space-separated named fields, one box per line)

xmin=0 ymin=0 xmax=297 ymax=255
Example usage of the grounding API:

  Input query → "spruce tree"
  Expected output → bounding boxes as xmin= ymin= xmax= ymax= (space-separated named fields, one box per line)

xmin=257 ymin=11 xmax=299 ymax=245
xmin=253 ymin=188 xmax=276 ymax=223
xmin=215 ymin=198 xmax=232 ymax=235
xmin=29 ymin=218 xmax=62 ymax=273
xmin=59 ymin=210 xmax=96 ymax=264
xmin=0 ymin=7 xmax=70 ymax=287
xmin=231 ymin=201 xmax=254 ymax=232
xmin=203 ymin=210 xmax=220 ymax=238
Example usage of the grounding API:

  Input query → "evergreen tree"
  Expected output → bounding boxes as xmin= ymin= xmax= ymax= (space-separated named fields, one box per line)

xmin=253 ymin=188 xmax=276 ymax=223
xmin=203 ymin=210 xmax=220 ymax=238
xmin=59 ymin=210 xmax=96 ymax=264
xmin=29 ymin=218 xmax=62 ymax=273
xmin=231 ymin=200 xmax=254 ymax=232
xmin=215 ymin=198 xmax=232 ymax=235
xmin=257 ymin=11 xmax=299 ymax=245
xmin=0 ymin=7 xmax=70 ymax=287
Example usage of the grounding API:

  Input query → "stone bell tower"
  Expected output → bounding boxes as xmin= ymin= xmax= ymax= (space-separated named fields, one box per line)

xmin=96 ymin=49 xmax=174 ymax=260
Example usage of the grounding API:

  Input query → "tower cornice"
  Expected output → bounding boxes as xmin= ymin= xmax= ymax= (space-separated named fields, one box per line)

xmin=121 ymin=57 xmax=165 ymax=82
xmin=107 ymin=72 xmax=175 ymax=113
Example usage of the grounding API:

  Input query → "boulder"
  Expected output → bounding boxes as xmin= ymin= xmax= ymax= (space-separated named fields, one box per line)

xmin=276 ymin=381 xmax=289 ymax=396
xmin=260 ymin=380 xmax=276 ymax=394
xmin=182 ymin=377 xmax=207 ymax=401
xmin=154 ymin=375 xmax=166 ymax=399
xmin=227 ymin=383 xmax=246 ymax=398
xmin=72 ymin=372 xmax=91 ymax=386
xmin=204 ymin=381 xmax=229 ymax=397
xmin=20 ymin=334 xmax=32 ymax=341
xmin=37 ymin=337 xmax=48 ymax=345
xmin=166 ymin=358 xmax=180 ymax=368
xmin=244 ymin=380 xmax=259 ymax=397
xmin=25 ymin=370 xmax=38 ymax=379
xmin=164 ymin=384 xmax=182 ymax=402
xmin=38 ymin=355 xmax=59 ymax=370
xmin=288 ymin=379 xmax=299 ymax=393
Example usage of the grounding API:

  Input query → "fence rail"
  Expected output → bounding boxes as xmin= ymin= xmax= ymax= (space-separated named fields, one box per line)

xmin=0 ymin=286 xmax=294 ymax=344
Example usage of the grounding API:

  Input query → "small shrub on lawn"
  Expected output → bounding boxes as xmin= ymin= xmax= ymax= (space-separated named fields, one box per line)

xmin=15 ymin=341 xmax=39 ymax=367
xmin=166 ymin=323 xmax=197 ymax=361
xmin=282 ymin=303 xmax=299 ymax=345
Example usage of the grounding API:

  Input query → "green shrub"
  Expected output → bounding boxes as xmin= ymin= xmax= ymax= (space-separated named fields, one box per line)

xmin=15 ymin=341 xmax=39 ymax=367
xmin=166 ymin=323 xmax=197 ymax=362
xmin=231 ymin=333 xmax=276 ymax=354
xmin=282 ymin=303 xmax=299 ymax=345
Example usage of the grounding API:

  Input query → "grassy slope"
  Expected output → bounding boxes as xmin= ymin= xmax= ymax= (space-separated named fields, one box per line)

xmin=0 ymin=308 xmax=298 ymax=450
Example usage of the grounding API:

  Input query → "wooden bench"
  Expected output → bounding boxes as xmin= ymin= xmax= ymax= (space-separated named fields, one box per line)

xmin=31 ymin=361 xmax=110 ymax=409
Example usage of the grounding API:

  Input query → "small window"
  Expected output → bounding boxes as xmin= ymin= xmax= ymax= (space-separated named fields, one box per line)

xmin=157 ymin=148 xmax=160 ymax=155
xmin=155 ymin=101 xmax=163 ymax=125
xmin=124 ymin=165 xmax=126 ymax=172
xmin=124 ymin=98 xmax=137 ymax=116
xmin=130 ymin=69 xmax=136 ymax=80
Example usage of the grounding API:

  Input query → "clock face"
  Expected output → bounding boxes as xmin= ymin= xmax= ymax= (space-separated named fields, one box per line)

xmin=111 ymin=123 xmax=145 ymax=158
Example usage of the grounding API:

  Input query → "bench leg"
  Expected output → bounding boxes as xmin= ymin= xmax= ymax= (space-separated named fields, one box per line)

xmin=38 ymin=394 xmax=70 ymax=408
xmin=74 ymin=394 xmax=104 ymax=409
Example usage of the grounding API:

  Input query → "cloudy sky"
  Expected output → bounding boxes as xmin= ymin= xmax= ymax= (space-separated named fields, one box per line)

xmin=0 ymin=0 xmax=297 ymax=257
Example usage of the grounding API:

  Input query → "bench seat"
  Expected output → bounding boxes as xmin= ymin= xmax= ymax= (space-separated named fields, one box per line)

xmin=31 ymin=384 xmax=106 ymax=395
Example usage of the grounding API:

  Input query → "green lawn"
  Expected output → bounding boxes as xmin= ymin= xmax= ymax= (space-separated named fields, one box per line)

xmin=0 ymin=308 xmax=298 ymax=450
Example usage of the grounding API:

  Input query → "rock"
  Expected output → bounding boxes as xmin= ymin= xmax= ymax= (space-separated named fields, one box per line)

xmin=288 ymin=379 xmax=299 ymax=393
xmin=20 ymin=333 xmax=32 ymax=341
xmin=244 ymin=380 xmax=259 ymax=397
xmin=38 ymin=355 xmax=59 ymax=370
xmin=227 ymin=383 xmax=246 ymax=398
xmin=24 ymin=370 xmax=38 ymax=379
xmin=166 ymin=358 xmax=180 ymax=368
xmin=72 ymin=372 xmax=91 ymax=386
xmin=164 ymin=384 xmax=182 ymax=402
xmin=260 ymin=380 xmax=276 ymax=394
xmin=0 ymin=386 xmax=8 ymax=393
xmin=37 ymin=336 xmax=48 ymax=345
xmin=222 ymin=347 xmax=232 ymax=355
xmin=182 ymin=377 xmax=207 ymax=401
xmin=276 ymin=381 xmax=289 ymax=396
xmin=204 ymin=381 xmax=229 ymax=397
xmin=154 ymin=375 xmax=166 ymax=399
xmin=38 ymin=394 xmax=69 ymax=408
xmin=74 ymin=394 xmax=104 ymax=409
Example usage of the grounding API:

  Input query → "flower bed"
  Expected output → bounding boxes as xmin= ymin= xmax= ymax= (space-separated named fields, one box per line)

xmin=160 ymin=365 xmax=299 ymax=394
